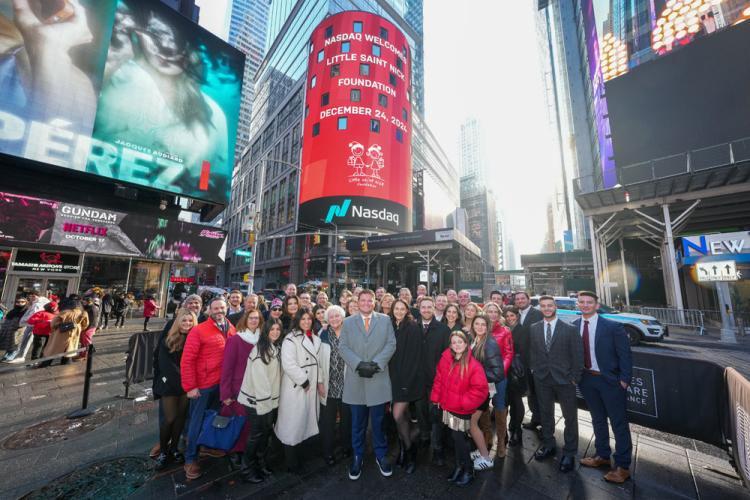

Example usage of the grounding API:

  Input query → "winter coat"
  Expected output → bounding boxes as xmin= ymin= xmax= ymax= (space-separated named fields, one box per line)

xmin=0 ymin=306 xmax=28 ymax=351
xmin=43 ymin=308 xmax=89 ymax=358
xmin=28 ymin=310 xmax=56 ymax=337
xmin=143 ymin=299 xmax=158 ymax=318
xmin=219 ymin=331 xmax=258 ymax=401
xmin=275 ymin=330 xmax=327 ymax=446
xmin=20 ymin=297 xmax=49 ymax=327
xmin=419 ymin=318 xmax=451 ymax=388
xmin=84 ymin=303 xmax=100 ymax=330
xmin=430 ymin=348 xmax=488 ymax=416
xmin=491 ymin=322 xmax=515 ymax=377
xmin=389 ymin=319 xmax=424 ymax=402
xmin=153 ymin=331 xmax=186 ymax=398
xmin=180 ymin=320 xmax=236 ymax=392
xmin=101 ymin=294 xmax=114 ymax=314
xmin=113 ymin=296 xmax=130 ymax=314
xmin=472 ymin=335 xmax=504 ymax=383
xmin=238 ymin=344 xmax=281 ymax=416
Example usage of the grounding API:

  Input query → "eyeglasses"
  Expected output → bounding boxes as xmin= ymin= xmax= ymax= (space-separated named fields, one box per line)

xmin=271 ymin=307 xmax=282 ymax=312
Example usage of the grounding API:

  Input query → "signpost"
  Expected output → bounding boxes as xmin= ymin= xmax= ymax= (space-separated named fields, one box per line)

xmin=696 ymin=260 xmax=741 ymax=282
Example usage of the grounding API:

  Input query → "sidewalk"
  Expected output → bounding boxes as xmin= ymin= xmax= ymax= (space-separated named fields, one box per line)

xmin=0 ymin=319 xmax=747 ymax=499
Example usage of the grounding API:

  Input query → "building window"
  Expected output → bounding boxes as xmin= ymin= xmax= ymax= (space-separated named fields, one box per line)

xmin=380 ymin=27 xmax=388 ymax=40
xmin=402 ymin=108 xmax=408 ymax=121
xmin=350 ymin=89 xmax=361 ymax=102
xmin=317 ymin=49 xmax=324 ymax=62
xmin=305 ymin=105 xmax=309 ymax=118
xmin=342 ymin=41 xmax=350 ymax=53
xmin=378 ymin=93 xmax=388 ymax=107
xmin=353 ymin=21 xmax=363 ymax=33
xmin=396 ymin=129 xmax=403 ymax=143
xmin=330 ymin=64 xmax=340 ymax=77
xmin=337 ymin=117 xmax=348 ymax=130
xmin=359 ymin=63 xmax=370 ymax=76
xmin=310 ymin=75 xmax=316 ymax=88
xmin=312 ymin=122 xmax=320 ymax=136
xmin=389 ymin=73 xmax=397 ymax=86
xmin=396 ymin=57 xmax=403 ymax=70
xmin=321 ymin=93 xmax=329 ymax=106
xmin=325 ymin=25 xmax=333 ymax=38
xmin=372 ymin=44 xmax=381 ymax=57
xmin=370 ymin=119 xmax=380 ymax=133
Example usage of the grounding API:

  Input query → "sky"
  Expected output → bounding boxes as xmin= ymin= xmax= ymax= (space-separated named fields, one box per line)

xmin=198 ymin=0 xmax=560 ymax=265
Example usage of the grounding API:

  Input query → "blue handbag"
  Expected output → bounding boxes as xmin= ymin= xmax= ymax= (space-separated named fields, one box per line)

xmin=196 ymin=409 xmax=246 ymax=451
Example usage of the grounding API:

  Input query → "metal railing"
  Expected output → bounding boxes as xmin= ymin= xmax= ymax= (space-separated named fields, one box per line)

xmin=640 ymin=307 xmax=706 ymax=335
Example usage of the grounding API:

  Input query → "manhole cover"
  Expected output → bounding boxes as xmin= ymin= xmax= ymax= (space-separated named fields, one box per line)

xmin=2 ymin=409 xmax=115 ymax=450
xmin=20 ymin=456 xmax=153 ymax=499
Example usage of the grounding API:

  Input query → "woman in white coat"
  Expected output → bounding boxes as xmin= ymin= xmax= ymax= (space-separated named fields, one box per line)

xmin=275 ymin=309 xmax=328 ymax=472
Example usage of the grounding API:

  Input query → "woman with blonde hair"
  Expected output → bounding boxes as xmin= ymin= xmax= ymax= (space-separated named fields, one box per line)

xmin=153 ymin=308 xmax=197 ymax=470
xmin=378 ymin=293 xmax=395 ymax=315
xmin=462 ymin=302 xmax=481 ymax=333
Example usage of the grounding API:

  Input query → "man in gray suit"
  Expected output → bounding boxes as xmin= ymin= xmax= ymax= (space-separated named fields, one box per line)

xmin=340 ymin=289 xmax=397 ymax=481
xmin=529 ymin=295 xmax=584 ymax=473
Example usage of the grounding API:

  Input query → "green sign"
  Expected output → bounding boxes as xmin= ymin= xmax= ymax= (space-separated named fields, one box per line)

xmin=235 ymin=249 xmax=253 ymax=257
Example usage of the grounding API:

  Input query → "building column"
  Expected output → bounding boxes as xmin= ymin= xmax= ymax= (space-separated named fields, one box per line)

xmin=588 ymin=217 xmax=604 ymax=301
xmin=619 ymin=238 xmax=630 ymax=307
xmin=661 ymin=204 xmax=684 ymax=310
xmin=716 ymin=282 xmax=737 ymax=344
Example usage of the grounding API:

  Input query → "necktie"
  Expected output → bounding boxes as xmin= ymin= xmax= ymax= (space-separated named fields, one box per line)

xmin=583 ymin=320 xmax=592 ymax=369
xmin=364 ymin=316 xmax=370 ymax=332
xmin=545 ymin=322 xmax=552 ymax=351
xmin=423 ymin=323 xmax=429 ymax=334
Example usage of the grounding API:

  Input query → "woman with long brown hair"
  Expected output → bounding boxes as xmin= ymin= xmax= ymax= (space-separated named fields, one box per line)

xmin=443 ymin=304 xmax=463 ymax=332
xmin=153 ymin=308 xmax=197 ymax=470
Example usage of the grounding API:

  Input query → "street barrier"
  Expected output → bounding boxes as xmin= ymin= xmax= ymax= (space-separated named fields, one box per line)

xmin=639 ymin=307 xmax=706 ymax=335
xmin=120 ymin=331 xmax=158 ymax=399
xmin=726 ymin=368 xmax=750 ymax=487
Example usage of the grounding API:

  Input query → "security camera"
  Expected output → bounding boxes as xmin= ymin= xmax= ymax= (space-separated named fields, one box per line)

xmin=159 ymin=199 xmax=167 ymax=211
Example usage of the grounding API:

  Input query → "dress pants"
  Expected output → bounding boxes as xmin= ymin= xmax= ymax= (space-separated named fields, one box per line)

xmin=319 ymin=397 xmax=352 ymax=458
xmin=350 ymin=403 xmax=387 ymax=460
xmin=507 ymin=384 xmax=526 ymax=433
xmin=416 ymin=387 xmax=446 ymax=450
xmin=526 ymin=368 xmax=541 ymax=424
xmin=534 ymin=375 xmax=578 ymax=457
xmin=579 ymin=373 xmax=632 ymax=469
xmin=185 ymin=384 xmax=220 ymax=463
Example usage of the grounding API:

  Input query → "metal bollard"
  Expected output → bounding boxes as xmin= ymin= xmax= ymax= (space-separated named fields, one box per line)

xmin=67 ymin=344 xmax=96 ymax=419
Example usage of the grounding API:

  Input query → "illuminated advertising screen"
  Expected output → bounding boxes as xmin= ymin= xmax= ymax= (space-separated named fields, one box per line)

xmin=0 ymin=191 xmax=226 ymax=264
xmin=299 ymin=11 xmax=413 ymax=233
xmin=0 ymin=0 xmax=244 ymax=204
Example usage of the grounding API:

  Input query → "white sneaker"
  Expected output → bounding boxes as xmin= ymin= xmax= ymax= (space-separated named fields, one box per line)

xmin=470 ymin=450 xmax=481 ymax=460
xmin=473 ymin=456 xmax=494 ymax=471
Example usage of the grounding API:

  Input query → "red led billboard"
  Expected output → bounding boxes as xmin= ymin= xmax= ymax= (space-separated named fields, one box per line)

xmin=299 ymin=11 xmax=412 ymax=233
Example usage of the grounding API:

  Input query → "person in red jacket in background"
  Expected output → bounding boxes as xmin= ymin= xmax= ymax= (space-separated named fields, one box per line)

xmin=180 ymin=297 xmax=236 ymax=480
xmin=431 ymin=330 xmax=488 ymax=488
xmin=483 ymin=302 xmax=514 ymax=458
xmin=143 ymin=295 xmax=160 ymax=331
xmin=28 ymin=302 xmax=58 ymax=361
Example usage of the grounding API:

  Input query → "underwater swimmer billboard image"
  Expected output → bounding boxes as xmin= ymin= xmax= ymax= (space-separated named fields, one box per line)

xmin=0 ymin=0 xmax=244 ymax=205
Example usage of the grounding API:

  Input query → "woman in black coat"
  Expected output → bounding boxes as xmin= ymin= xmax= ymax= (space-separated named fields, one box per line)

xmin=152 ymin=309 xmax=197 ymax=470
xmin=388 ymin=299 xmax=423 ymax=474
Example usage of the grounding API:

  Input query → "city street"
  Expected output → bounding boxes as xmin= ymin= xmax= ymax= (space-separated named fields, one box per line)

xmin=0 ymin=321 xmax=746 ymax=499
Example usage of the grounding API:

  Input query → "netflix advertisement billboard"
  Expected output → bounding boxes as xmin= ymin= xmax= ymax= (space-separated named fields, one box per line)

xmin=299 ymin=12 xmax=413 ymax=233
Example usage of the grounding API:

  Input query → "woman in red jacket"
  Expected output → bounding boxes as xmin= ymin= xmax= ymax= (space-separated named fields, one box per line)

xmin=484 ymin=302 xmax=514 ymax=458
xmin=431 ymin=330 xmax=488 ymax=487
xmin=28 ymin=302 xmax=57 ymax=360
xmin=143 ymin=295 xmax=160 ymax=331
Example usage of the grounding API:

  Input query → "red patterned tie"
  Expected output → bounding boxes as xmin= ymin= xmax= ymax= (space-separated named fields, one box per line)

xmin=583 ymin=320 xmax=592 ymax=370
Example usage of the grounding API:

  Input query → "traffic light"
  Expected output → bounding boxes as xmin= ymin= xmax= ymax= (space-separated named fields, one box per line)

xmin=361 ymin=240 xmax=368 ymax=253
xmin=248 ymin=231 xmax=256 ymax=246
xmin=313 ymin=232 xmax=321 ymax=245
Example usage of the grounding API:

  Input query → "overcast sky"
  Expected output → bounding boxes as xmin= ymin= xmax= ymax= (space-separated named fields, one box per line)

xmin=199 ymin=1 xmax=559 ymax=264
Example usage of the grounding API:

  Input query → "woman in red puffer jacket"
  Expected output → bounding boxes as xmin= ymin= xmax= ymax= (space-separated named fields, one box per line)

xmin=484 ymin=303 xmax=514 ymax=459
xmin=431 ymin=330 xmax=488 ymax=488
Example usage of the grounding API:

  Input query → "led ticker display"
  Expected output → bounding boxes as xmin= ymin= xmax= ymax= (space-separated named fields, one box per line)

xmin=0 ymin=0 xmax=244 ymax=205
xmin=299 ymin=11 xmax=413 ymax=233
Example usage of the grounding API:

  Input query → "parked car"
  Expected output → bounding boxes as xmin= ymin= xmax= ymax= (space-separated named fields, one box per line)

xmin=261 ymin=289 xmax=285 ymax=303
xmin=530 ymin=296 xmax=666 ymax=346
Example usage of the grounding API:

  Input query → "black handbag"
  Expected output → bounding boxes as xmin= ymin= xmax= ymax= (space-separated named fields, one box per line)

xmin=508 ymin=353 xmax=527 ymax=393
xmin=58 ymin=321 xmax=76 ymax=333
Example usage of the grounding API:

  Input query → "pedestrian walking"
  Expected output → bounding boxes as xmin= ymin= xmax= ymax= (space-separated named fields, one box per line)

xmin=112 ymin=292 xmax=130 ymax=328
xmin=275 ymin=309 xmax=326 ymax=473
xmin=575 ymin=291 xmax=633 ymax=484
xmin=5 ymin=290 xmax=49 ymax=362
xmin=339 ymin=289 xmax=397 ymax=481
xmin=143 ymin=295 xmax=160 ymax=331
xmin=318 ymin=305 xmax=352 ymax=465
xmin=431 ymin=330 xmax=489 ymax=487
xmin=529 ymin=296 xmax=583 ymax=473
xmin=42 ymin=296 xmax=89 ymax=366
xmin=180 ymin=298 xmax=236 ymax=480
xmin=0 ymin=296 xmax=28 ymax=361
xmin=79 ymin=295 xmax=101 ymax=360
xmin=237 ymin=319 xmax=283 ymax=484
xmin=220 ymin=309 xmax=264 ymax=470
xmin=28 ymin=301 xmax=58 ymax=360
xmin=100 ymin=292 xmax=114 ymax=329
xmin=153 ymin=309 xmax=197 ymax=470
xmin=388 ymin=299 xmax=423 ymax=473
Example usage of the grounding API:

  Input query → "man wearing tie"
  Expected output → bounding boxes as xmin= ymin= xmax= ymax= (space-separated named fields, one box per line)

xmin=575 ymin=291 xmax=633 ymax=484
xmin=529 ymin=296 xmax=583 ymax=473
xmin=513 ymin=291 xmax=544 ymax=437
xmin=340 ymin=289 xmax=397 ymax=480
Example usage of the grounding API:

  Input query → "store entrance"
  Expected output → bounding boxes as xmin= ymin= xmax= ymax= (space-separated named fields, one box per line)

xmin=7 ymin=275 xmax=79 ymax=303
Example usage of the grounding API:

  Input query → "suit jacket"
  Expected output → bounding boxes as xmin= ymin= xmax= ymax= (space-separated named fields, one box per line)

xmin=339 ymin=312 xmax=397 ymax=406
xmin=573 ymin=315 xmax=632 ymax=386
xmin=516 ymin=307 xmax=543 ymax=367
xmin=529 ymin=319 xmax=583 ymax=385
xmin=419 ymin=318 xmax=451 ymax=388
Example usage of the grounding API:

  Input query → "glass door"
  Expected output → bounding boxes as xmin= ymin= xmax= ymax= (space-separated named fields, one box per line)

xmin=46 ymin=279 xmax=70 ymax=301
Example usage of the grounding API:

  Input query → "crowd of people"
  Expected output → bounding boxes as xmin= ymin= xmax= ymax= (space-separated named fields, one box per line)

xmin=147 ymin=283 xmax=633 ymax=487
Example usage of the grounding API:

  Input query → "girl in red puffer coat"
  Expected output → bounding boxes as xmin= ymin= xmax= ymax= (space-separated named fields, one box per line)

xmin=430 ymin=330 xmax=488 ymax=488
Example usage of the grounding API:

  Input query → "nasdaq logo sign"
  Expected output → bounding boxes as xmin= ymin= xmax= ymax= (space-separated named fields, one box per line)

xmin=325 ymin=199 xmax=351 ymax=223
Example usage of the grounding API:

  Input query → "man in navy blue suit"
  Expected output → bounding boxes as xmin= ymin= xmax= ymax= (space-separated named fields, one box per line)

xmin=574 ymin=291 xmax=633 ymax=484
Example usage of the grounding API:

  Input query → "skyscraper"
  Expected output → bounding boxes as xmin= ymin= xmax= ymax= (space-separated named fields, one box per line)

xmin=161 ymin=0 xmax=200 ymax=22
xmin=227 ymin=0 xmax=271 ymax=165
xmin=459 ymin=117 xmax=484 ymax=180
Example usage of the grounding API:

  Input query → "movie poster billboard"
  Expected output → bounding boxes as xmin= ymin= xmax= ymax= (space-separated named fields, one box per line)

xmin=299 ymin=12 xmax=413 ymax=233
xmin=0 ymin=191 xmax=226 ymax=264
xmin=0 ymin=0 xmax=244 ymax=205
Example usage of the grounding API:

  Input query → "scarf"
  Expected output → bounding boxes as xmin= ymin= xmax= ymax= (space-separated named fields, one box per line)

xmin=237 ymin=328 xmax=260 ymax=345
